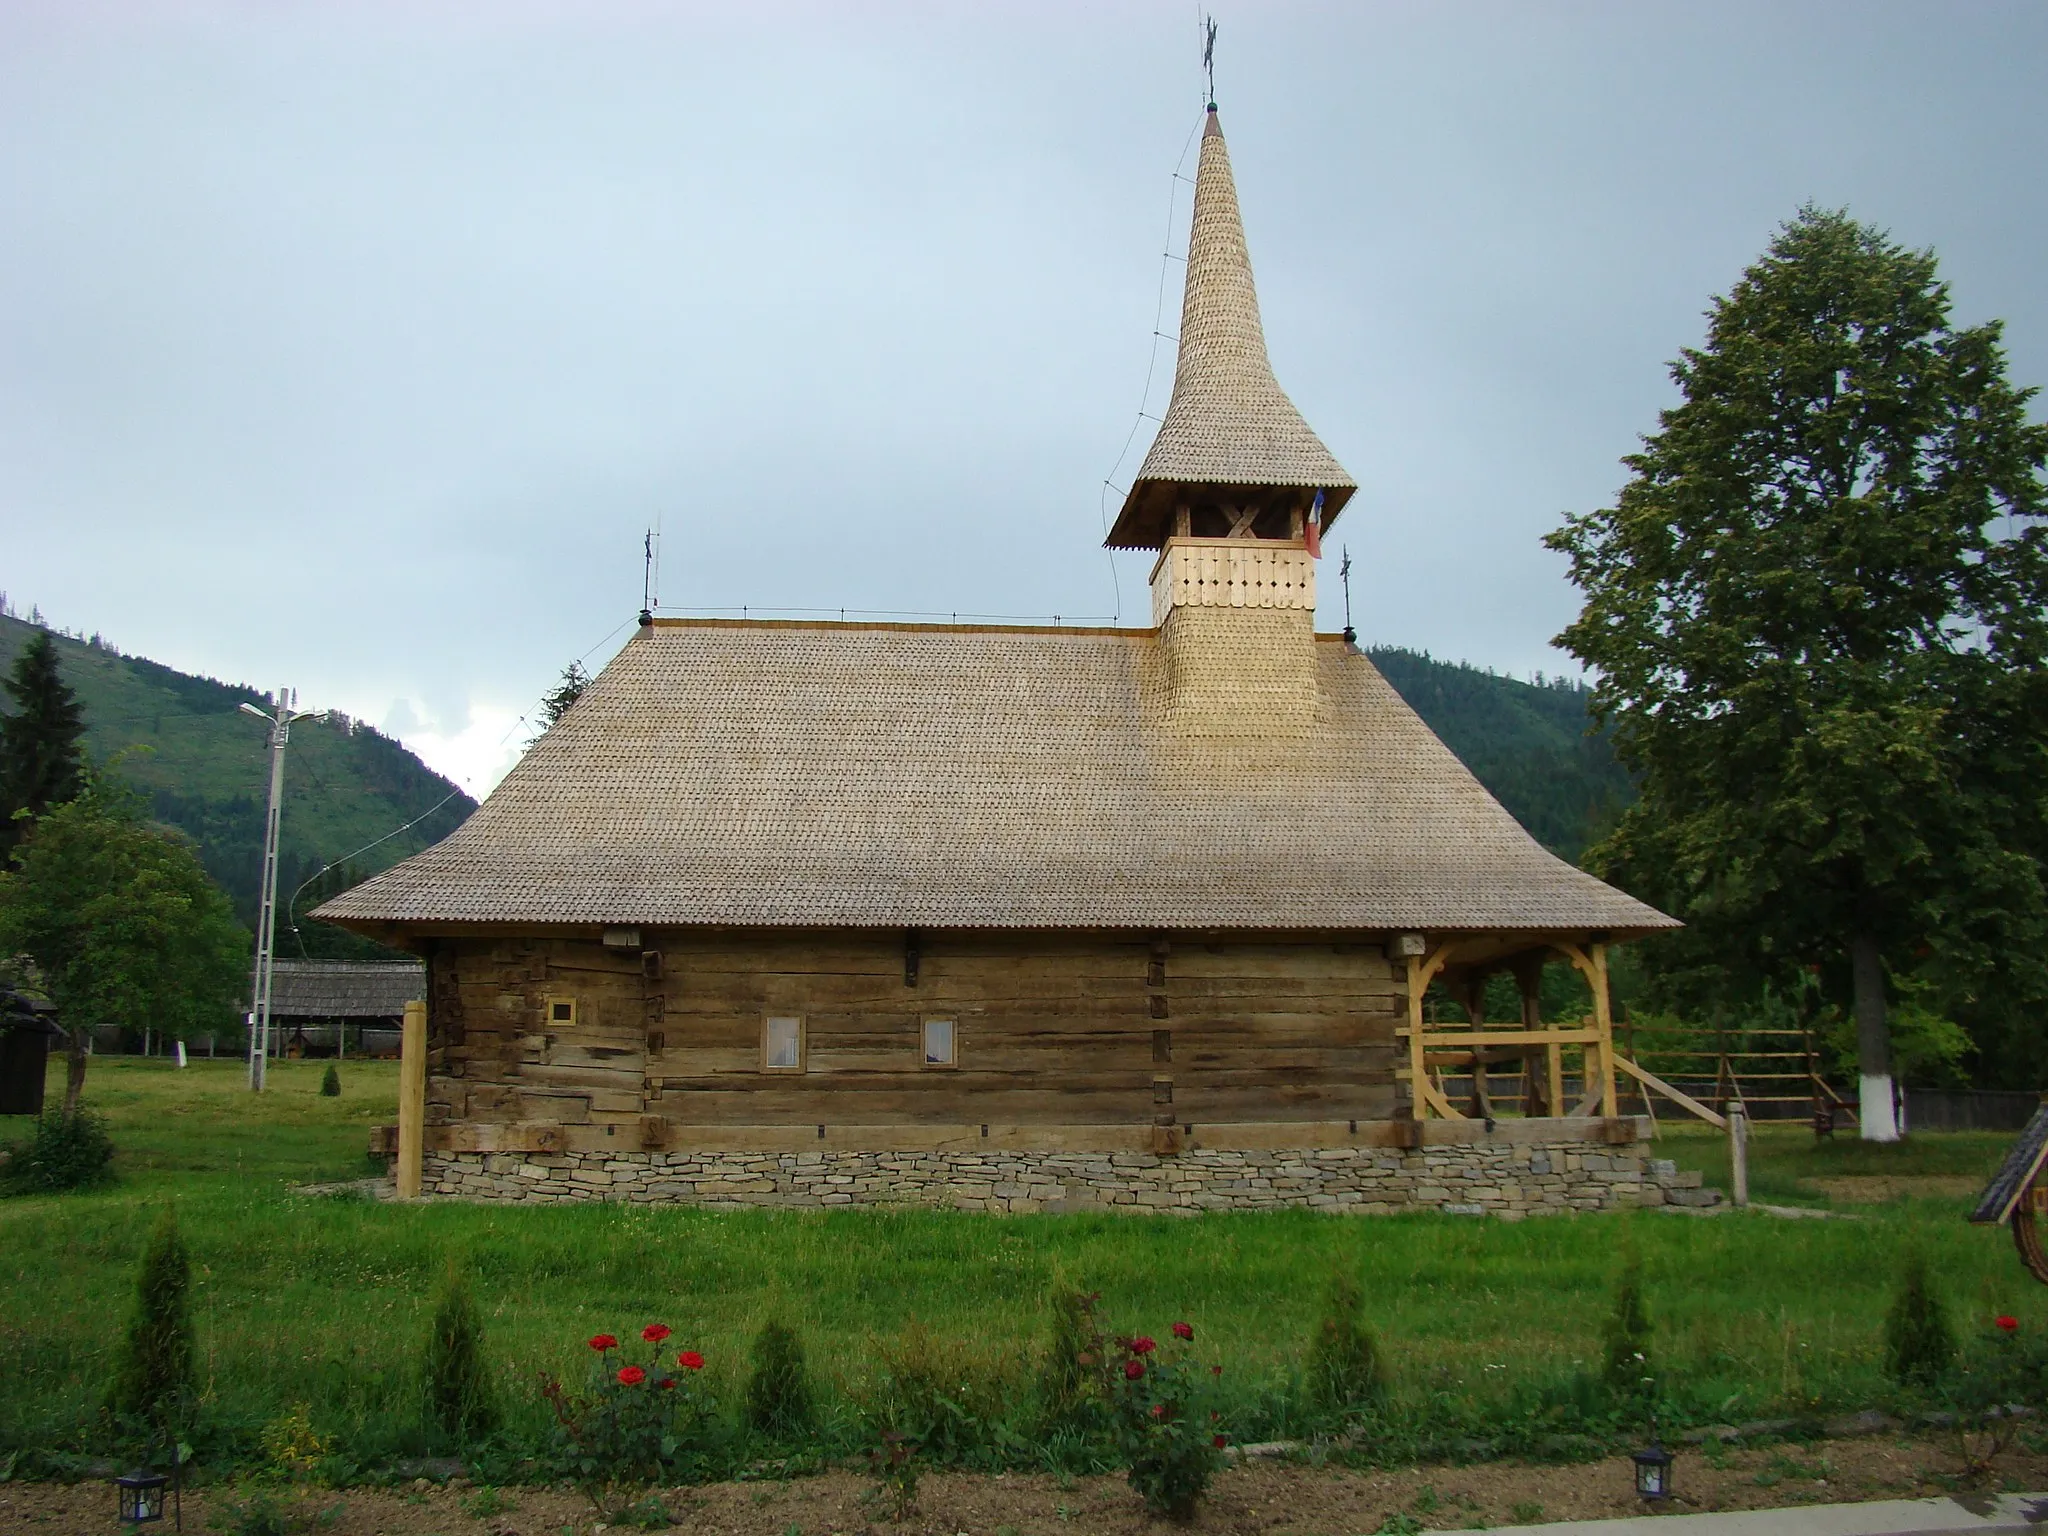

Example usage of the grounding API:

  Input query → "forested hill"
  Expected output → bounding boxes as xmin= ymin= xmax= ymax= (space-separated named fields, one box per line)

xmin=0 ymin=613 xmax=474 ymax=937
xmin=1367 ymin=647 xmax=1632 ymax=861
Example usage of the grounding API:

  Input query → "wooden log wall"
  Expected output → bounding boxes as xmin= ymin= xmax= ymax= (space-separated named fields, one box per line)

xmin=424 ymin=930 xmax=1402 ymax=1129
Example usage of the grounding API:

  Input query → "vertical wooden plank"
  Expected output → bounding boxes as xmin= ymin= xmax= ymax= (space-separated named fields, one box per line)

xmin=1591 ymin=942 xmax=1618 ymax=1116
xmin=397 ymin=999 xmax=426 ymax=1199
xmin=1405 ymin=954 xmax=1428 ymax=1120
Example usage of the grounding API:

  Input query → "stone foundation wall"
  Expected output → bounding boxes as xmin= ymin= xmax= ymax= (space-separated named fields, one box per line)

xmin=417 ymin=1141 xmax=1715 ymax=1218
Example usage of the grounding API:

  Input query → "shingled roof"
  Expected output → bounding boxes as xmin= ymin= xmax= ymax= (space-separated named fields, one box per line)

xmin=317 ymin=620 xmax=1673 ymax=936
xmin=1107 ymin=110 xmax=1357 ymax=549
xmin=263 ymin=960 xmax=424 ymax=1018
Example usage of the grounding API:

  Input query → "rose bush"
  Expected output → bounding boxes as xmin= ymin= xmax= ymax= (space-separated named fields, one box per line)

xmin=540 ymin=1326 xmax=716 ymax=1520
xmin=1110 ymin=1322 xmax=1223 ymax=1523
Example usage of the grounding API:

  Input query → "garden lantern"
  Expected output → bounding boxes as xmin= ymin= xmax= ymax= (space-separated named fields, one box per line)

xmin=1632 ymin=1437 xmax=1673 ymax=1502
xmin=115 ymin=1467 xmax=168 ymax=1525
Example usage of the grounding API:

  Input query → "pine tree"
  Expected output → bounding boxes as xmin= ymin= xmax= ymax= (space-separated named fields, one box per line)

xmin=1307 ymin=1270 xmax=1383 ymax=1417
xmin=0 ymin=630 xmax=86 ymax=853
xmin=423 ymin=1264 xmax=497 ymax=1445
xmin=106 ymin=1207 xmax=196 ymax=1433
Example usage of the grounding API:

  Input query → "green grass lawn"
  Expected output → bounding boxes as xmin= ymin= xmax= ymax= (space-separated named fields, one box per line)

xmin=0 ymin=1058 xmax=2036 ymax=1469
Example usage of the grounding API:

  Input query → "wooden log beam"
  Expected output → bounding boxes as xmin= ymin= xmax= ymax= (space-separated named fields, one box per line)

xmin=1614 ymin=1055 xmax=1728 ymax=1128
xmin=397 ymin=999 xmax=426 ymax=1199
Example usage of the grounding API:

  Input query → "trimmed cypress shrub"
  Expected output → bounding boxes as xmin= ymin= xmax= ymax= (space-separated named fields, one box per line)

xmin=319 ymin=1064 xmax=341 ymax=1097
xmin=1601 ymin=1254 xmax=1654 ymax=1396
xmin=423 ymin=1264 xmax=498 ymax=1445
xmin=743 ymin=1318 xmax=815 ymax=1439
xmin=1884 ymin=1253 xmax=1955 ymax=1389
xmin=1308 ymin=1270 xmax=1383 ymax=1415
xmin=106 ymin=1207 xmax=195 ymax=1431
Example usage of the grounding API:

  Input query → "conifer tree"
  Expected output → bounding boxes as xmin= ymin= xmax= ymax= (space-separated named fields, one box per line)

xmin=107 ymin=1207 xmax=196 ymax=1434
xmin=0 ymin=630 xmax=86 ymax=852
xmin=1549 ymin=207 xmax=2048 ymax=1119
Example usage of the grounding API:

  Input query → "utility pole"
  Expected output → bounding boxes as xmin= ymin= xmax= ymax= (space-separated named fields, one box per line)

xmin=241 ymin=688 xmax=323 ymax=1091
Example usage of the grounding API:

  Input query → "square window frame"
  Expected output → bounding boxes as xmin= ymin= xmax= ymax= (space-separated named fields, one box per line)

xmin=920 ymin=1016 xmax=958 ymax=1069
xmin=761 ymin=1014 xmax=807 ymax=1073
xmin=545 ymin=996 xmax=578 ymax=1028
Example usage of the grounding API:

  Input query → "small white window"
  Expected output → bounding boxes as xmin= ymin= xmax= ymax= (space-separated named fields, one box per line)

xmin=763 ymin=1016 xmax=804 ymax=1072
xmin=922 ymin=1018 xmax=956 ymax=1068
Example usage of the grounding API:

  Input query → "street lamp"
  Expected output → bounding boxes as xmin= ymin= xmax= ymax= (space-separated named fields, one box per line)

xmin=240 ymin=690 xmax=324 ymax=1091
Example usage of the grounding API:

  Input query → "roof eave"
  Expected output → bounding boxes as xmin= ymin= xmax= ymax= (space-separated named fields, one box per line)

xmin=1106 ymin=478 xmax=1357 ymax=550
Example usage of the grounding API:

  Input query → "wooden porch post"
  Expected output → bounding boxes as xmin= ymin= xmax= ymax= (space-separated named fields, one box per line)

xmin=1405 ymin=954 xmax=1429 ymax=1120
xmin=396 ymin=998 xmax=426 ymax=1199
xmin=1590 ymin=942 xmax=1618 ymax=1117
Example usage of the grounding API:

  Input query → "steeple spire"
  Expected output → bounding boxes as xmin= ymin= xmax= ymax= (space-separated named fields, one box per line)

xmin=1106 ymin=108 xmax=1355 ymax=550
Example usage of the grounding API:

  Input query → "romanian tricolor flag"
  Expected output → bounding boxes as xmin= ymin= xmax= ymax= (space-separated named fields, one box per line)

xmin=1304 ymin=488 xmax=1324 ymax=559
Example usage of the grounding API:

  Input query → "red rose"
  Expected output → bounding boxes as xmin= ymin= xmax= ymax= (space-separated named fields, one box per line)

xmin=1131 ymin=1337 xmax=1157 ymax=1355
xmin=588 ymin=1334 xmax=619 ymax=1352
xmin=658 ymin=1377 xmax=676 ymax=1390
xmin=1211 ymin=1365 xmax=1223 ymax=1376
xmin=1124 ymin=1359 xmax=1145 ymax=1380
xmin=678 ymin=1350 xmax=706 ymax=1371
xmin=1151 ymin=1403 xmax=1167 ymax=1418
xmin=1212 ymin=1435 xmax=1227 ymax=1449
xmin=1997 ymin=1315 xmax=2020 ymax=1332
xmin=642 ymin=1323 xmax=673 ymax=1344
xmin=616 ymin=1365 xmax=646 ymax=1386
xmin=1171 ymin=1321 xmax=1194 ymax=1341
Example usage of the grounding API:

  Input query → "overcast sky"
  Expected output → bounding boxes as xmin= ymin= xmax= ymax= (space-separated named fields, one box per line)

xmin=3 ymin=1 xmax=2045 ymax=795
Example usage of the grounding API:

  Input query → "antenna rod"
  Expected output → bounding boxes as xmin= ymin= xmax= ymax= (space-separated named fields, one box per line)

xmin=639 ymin=528 xmax=655 ymax=627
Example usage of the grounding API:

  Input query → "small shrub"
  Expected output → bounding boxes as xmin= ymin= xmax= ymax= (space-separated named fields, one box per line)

xmin=539 ymin=1324 xmax=713 ymax=1520
xmin=459 ymin=1487 xmax=516 ymax=1519
xmin=744 ymin=1318 xmax=814 ymax=1439
xmin=1110 ymin=1322 xmax=1224 ymax=1523
xmin=1884 ymin=1253 xmax=1955 ymax=1389
xmin=319 ymin=1064 xmax=341 ymax=1097
xmin=866 ymin=1319 xmax=1007 ymax=1464
xmin=1937 ymin=1313 xmax=2048 ymax=1476
xmin=3 ymin=1106 xmax=115 ymax=1193
xmin=259 ymin=1404 xmax=331 ymax=1479
xmin=1308 ymin=1270 xmax=1383 ymax=1417
xmin=862 ymin=1429 xmax=919 ymax=1522
xmin=106 ymin=1206 xmax=196 ymax=1434
xmin=1601 ymin=1254 xmax=1653 ymax=1397
xmin=1036 ymin=1284 xmax=1114 ymax=1437
xmin=423 ymin=1264 xmax=498 ymax=1446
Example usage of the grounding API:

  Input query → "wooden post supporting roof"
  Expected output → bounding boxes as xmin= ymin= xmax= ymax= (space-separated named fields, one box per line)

xmin=397 ymin=999 xmax=426 ymax=1199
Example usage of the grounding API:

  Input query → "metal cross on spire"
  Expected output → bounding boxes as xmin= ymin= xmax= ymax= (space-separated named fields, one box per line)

xmin=1340 ymin=546 xmax=1356 ymax=644
xmin=1201 ymin=13 xmax=1218 ymax=107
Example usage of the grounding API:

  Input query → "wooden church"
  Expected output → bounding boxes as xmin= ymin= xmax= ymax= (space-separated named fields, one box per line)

xmin=323 ymin=107 xmax=1692 ymax=1214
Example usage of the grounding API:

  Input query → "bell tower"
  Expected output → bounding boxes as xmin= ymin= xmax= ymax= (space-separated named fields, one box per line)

xmin=1110 ymin=107 xmax=1356 ymax=736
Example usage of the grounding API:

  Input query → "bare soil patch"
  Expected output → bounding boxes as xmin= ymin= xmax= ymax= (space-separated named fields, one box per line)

xmin=3 ymin=1436 xmax=2042 ymax=1535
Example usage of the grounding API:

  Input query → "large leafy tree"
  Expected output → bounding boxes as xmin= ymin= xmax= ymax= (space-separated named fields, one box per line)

xmin=1548 ymin=207 xmax=2048 ymax=1137
xmin=0 ymin=778 xmax=247 ymax=1114
xmin=0 ymin=630 xmax=87 ymax=853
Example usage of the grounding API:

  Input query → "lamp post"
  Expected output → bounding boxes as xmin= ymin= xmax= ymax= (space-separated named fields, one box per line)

xmin=1633 ymin=1405 xmax=1674 ymax=1502
xmin=115 ymin=1465 xmax=171 ymax=1528
xmin=240 ymin=689 xmax=324 ymax=1092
